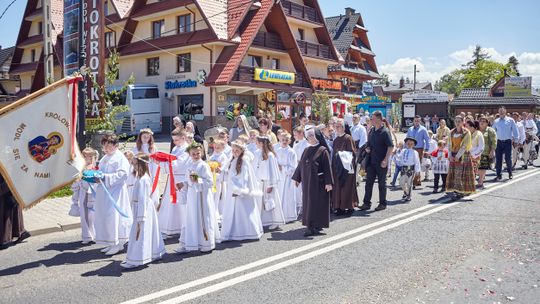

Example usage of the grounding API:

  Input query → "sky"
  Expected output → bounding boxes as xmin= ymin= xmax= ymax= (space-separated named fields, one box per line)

xmin=0 ymin=0 xmax=539 ymax=87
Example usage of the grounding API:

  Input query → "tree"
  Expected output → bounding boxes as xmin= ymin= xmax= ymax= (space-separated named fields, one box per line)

xmin=435 ymin=69 xmax=463 ymax=95
xmin=462 ymin=60 xmax=506 ymax=89
xmin=311 ymin=91 xmax=332 ymax=124
xmin=374 ymin=73 xmax=389 ymax=85
xmin=405 ymin=77 xmax=411 ymax=84
xmin=507 ymin=55 xmax=520 ymax=76
xmin=465 ymin=45 xmax=490 ymax=68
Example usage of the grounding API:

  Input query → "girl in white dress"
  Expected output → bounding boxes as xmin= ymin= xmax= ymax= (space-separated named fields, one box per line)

xmin=132 ymin=129 xmax=160 ymax=206
xmin=221 ymin=141 xmax=264 ymax=241
xmin=208 ymin=140 xmax=229 ymax=220
xmin=94 ymin=134 xmax=133 ymax=256
xmin=275 ymin=133 xmax=298 ymax=222
xmin=70 ymin=148 xmax=99 ymax=244
xmin=159 ymin=129 xmax=189 ymax=238
xmin=123 ymin=151 xmax=136 ymax=203
xmin=254 ymin=136 xmax=285 ymax=229
xmin=238 ymin=134 xmax=255 ymax=163
xmin=292 ymin=126 xmax=308 ymax=215
xmin=175 ymin=143 xmax=220 ymax=253
xmin=122 ymin=153 xmax=166 ymax=269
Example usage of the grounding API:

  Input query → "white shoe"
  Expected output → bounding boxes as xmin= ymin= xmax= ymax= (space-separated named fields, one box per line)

xmin=100 ymin=246 xmax=111 ymax=253
xmin=105 ymin=245 xmax=123 ymax=256
xmin=173 ymin=247 xmax=188 ymax=254
xmin=268 ymin=225 xmax=279 ymax=230
xmin=120 ymin=261 xmax=138 ymax=269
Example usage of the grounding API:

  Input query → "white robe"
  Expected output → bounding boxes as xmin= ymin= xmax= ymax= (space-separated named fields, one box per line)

xmin=221 ymin=157 xmax=264 ymax=241
xmin=247 ymin=142 xmax=258 ymax=155
xmin=158 ymin=143 xmax=189 ymax=236
xmin=275 ymin=145 xmax=298 ymax=222
xmin=254 ymin=151 xmax=286 ymax=227
xmin=179 ymin=160 xmax=220 ymax=252
xmin=126 ymin=167 xmax=136 ymax=203
xmin=209 ymin=151 xmax=230 ymax=219
xmin=132 ymin=144 xmax=160 ymax=206
xmin=126 ymin=174 xmax=166 ymax=266
xmin=71 ymin=180 xmax=95 ymax=242
xmin=292 ymin=140 xmax=308 ymax=210
xmin=94 ymin=150 xmax=133 ymax=246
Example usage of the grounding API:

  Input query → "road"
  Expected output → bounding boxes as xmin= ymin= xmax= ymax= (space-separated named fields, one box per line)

xmin=1 ymin=168 xmax=539 ymax=304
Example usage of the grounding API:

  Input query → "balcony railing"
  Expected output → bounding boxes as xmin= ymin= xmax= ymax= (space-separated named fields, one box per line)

xmin=281 ymin=0 xmax=322 ymax=24
xmin=296 ymin=40 xmax=334 ymax=60
xmin=233 ymin=65 xmax=310 ymax=88
xmin=252 ymin=32 xmax=286 ymax=51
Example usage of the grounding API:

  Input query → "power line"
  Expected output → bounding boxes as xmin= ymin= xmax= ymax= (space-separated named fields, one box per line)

xmin=0 ymin=0 xmax=18 ymax=21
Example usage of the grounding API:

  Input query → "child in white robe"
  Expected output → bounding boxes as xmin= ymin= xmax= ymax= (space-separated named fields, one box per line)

xmin=275 ymin=133 xmax=298 ymax=223
xmin=132 ymin=128 xmax=160 ymax=206
xmin=208 ymin=140 xmax=229 ymax=220
xmin=123 ymin=151 xmax=136 ymax=204
xmin=399 ymin=137 xmax=421 ymax=202
xmin=254 ymin=136 xmax=286 ymax=229
xmin=292 ymin=126 xmax=308 ymax=215
xmin=122 ymin=153 xmax=166 ymax=269
xmin=247 ymin=129 xmax=260 ymax=155
xmin=175 ymin=143 xmax=220 ymax=253
xmin=94 ymin=134 xmax=133 ymax=256
xmin=238 ymin=134 xmax=255 ymax=163
xmin=70 ymin=148 xmax=99 ymax=244
xmin=221 ymin=141 xmax=264 ymax=241
xmin=158 ymin=129 xmax=189 ymax=238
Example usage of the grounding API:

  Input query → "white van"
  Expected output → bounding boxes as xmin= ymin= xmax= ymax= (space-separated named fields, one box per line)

xmin=108 ymin=84 xmax=162 ymax=135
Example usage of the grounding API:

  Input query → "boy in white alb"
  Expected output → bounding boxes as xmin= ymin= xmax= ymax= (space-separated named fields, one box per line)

xmin=275 ymin=133 xmax=298 ymax=222
xmin=208 ymin=140 xmax=229 ymax=220
xmin=399 ymin=137 xmax=421 ymax=202
xmin=292 ymin=126 xmax=308 ymax=215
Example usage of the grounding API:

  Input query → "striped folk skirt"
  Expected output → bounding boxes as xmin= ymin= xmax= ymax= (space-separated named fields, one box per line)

xmin=446 ymin=152 xmax=476 ymax=194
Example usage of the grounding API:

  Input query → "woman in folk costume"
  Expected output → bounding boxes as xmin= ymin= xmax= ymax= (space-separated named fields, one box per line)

xmin=70 ymin=148 xmax=99 ymax=244
xmin=229 ymin=115 xmax=251 ymax=143
xmin=275 ymin=132 xmax=298 ymax=223
xmin=122 ymin=153 xmax=166 ymax=269
xmin=159 ymin=129 xmax=190 ymax=238
xmin=176 ymin=143 xmax=220 ymax=254
xmin=292 ymin=127 xmax=334 ymax=237
xmin=477 ymin=115 xmax=497 ymax=189
xmin=446 ymin=115 xmax=476 ymax=198
xmin=465 ymin=120 xmax=485 ymax=177
xmin=221 ymin=141 xmax=264 ymax=241
xmin=208 ymin=140 xmax=229 ymax=221
xmin=254 ymin=136 xmax=285 ymax=229
xmin=94 ymin=134 xmax=133 ymax=256
xmin=132 ymin=129 xmax=160 ymax=207
xmin=399 ymin=137 xmax=421 ymax=202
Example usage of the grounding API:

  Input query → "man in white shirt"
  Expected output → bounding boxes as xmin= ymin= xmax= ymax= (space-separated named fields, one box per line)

xmin=512 ymin=112 xmax=526 ymax=169
xmin=350 ymin=114 xmax=368 ymax=148
xmin=522 ymin=112 xmax=538 ymax=168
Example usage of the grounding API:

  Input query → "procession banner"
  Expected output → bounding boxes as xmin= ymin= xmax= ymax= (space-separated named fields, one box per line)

xmin=0 ymin=77 xmax=85 ymax=208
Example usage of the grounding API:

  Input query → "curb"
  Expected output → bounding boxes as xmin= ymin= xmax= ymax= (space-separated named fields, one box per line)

xmin=28 ymin=222 xmax=81 ymax=237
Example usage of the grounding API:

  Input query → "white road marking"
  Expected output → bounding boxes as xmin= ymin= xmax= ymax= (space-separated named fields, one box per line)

xmin=125 ymin=169 xmax=540 ymax=304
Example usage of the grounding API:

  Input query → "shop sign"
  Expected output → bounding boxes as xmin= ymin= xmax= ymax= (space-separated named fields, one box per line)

xmin=361 ymin=96 xmax=390 ymax=103
xmin=403 ymin=104 xmax=416 ymax=118
xmin=165 ymin=79 xmax=197 ymax=90
xmin=254 ymin=68 xmax=295 ymax=84
xmin=311 ymin=78 xmax=342 ymax=91
xmin=505 ymin=77 xmax=532 ymax=97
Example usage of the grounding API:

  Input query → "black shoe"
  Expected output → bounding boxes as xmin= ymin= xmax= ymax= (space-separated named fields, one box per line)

xmin=14 ymin=231 xmax=31 ymax=244
xmin=496 ymin=175 xmax=502 ymax=181
xmin=509 ymin=174 xmax=513 ymax=180
xmin=334 ymin=209 xmax=345 ymax=216
xmin=359 ymin=204 xmax=371 ymax=211
xmin=0 ymin=243 xmax=11 ymax=250
xmin=303 ymin=229 xmax=316 ymax=237
xmin=344 ymin=209 xmax=354 ymax=216
xmin=523 ymin=165 xmax=528 ymax=169
xmin=374 ymin=204 xmax=387 ymax=211
xmin=432 ymin=188 xmax=438 ymax=193
xmin=413 ymin=185 xmax=416 ymax=190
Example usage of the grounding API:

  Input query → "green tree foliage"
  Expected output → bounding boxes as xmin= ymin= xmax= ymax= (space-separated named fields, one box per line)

xmin=311 ymin=91 xmax=332 ymax=124
xmin=374 ymin=73 xmax=390 ymax=85
xmin=436 ymin=45 xmax=519 ymax=95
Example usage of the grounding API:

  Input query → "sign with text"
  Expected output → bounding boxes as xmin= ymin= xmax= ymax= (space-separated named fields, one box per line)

xmin=504 ymin=77 xmax=532 ymax=97
xmin=403 ymin=104 xmax=416 ymax=118
xmin=311 ymin=78 xmax=342 ymax=91
xmin=254 ymin=68 xmax=295 ymax=84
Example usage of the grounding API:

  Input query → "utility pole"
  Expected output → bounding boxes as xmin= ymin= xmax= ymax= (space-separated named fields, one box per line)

xmin=413 ymin=64 xmax=417 ymax=92
xmin=42 ymin=0 xmax=54 ymax=86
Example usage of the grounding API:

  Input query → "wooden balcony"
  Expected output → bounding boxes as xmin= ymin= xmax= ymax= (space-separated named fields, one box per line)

xmin=281 ymin=0 xmax=322 ymax=24
xmin=296 ymin=40 xmax=335 ymax=61
xmin=233 ymin=65 xmax=310 ymax=88
xmin=252 ymin=32 xmax=286 ymax=51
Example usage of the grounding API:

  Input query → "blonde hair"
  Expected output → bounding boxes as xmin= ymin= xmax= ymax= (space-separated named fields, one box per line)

xmin=249 ymin=129 xmax=260 ymax=136
xmin=82 ymin=147 xmax=99 ymax=159
xmin=238 ymin=134 xmax=250 ymax=143
xmin=213 ymin=139 xmax=225 ymax=148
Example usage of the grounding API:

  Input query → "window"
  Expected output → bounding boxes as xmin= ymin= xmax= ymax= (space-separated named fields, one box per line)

xmin=152 ymin=20 xmax=165 ymax=39
xmin=248 ymin=55 xmax=262 ymax=68
xmin=177 ymin=53 xmax=191 ymax=73
xmin=132 ymin=88 xmax=159 ymax=99
xmin=38 ymin=22 xmax=43 ymax=35
xmin=177 ymin=14 xmax=192 ymax=34
xmin=298 ymin=29 xmax=305 ymax=41
xmin=178 ymin=94 xmax=204 ymax=120
xmin=105 ymin=31 xmax=115 ymax=48
xmin=31 ymin=49 xmax=36 ymax=62
xmin=271 ymin=58 xmax=280 ymax=70
xmin=147 ymin=57 xmax=160 ymax=76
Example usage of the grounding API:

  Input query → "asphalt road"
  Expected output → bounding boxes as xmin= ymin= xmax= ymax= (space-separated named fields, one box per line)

xmin=1 ymin=168 xmax=539 ymax=304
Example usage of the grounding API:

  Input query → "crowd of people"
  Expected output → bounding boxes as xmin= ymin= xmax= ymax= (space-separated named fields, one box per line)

xmin=1 ymin=106 xmax=538 ymax=270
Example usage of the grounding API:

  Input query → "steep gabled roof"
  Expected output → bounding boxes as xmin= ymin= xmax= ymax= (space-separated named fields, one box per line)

xmin=111 ymin=0 xmax=135 ymax=19
xmin=227 ymin=0 xmax=252 ymax=39
xmin=325 ymin=14 xmax=361 ymax=58
xmin=196 ymin=0 xmax=228 ymax=40
xmin=0 ymin=47 xmax=15 ymax=66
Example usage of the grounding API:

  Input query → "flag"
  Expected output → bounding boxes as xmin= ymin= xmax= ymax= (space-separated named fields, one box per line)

xmin=0 ymin=77 xmax=85 ymax=208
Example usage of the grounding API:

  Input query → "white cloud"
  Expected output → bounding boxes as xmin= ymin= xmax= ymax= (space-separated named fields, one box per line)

xmin=379 ymin=46 xmax=540 ymax=88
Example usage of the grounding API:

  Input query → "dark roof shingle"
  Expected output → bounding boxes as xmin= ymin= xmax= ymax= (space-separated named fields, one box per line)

xmin=0 ymin=47 xmax=15 ymax=66
xmin=325 ymin=14 xmax=361 ymax=57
